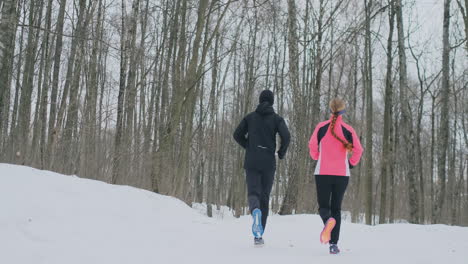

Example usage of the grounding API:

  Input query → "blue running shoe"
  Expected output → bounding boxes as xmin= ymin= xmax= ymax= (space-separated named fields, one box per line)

xmin=251 ymin=208 xmax=263 ymax=238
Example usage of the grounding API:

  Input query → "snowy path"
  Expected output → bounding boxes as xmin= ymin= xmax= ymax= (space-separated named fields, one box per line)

xmin=1 ymin=163 xmax=467 ymax=264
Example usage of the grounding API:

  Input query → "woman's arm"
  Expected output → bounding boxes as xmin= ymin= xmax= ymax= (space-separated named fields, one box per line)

xmin=308 ymin=125 xmax=320 ymax=160
xmin=349 ymin=127 xmax=363 ymax=166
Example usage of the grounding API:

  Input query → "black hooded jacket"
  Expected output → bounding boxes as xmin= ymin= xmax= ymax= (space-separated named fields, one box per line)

xmin=233 ymin=102 xmax=290 ymax=170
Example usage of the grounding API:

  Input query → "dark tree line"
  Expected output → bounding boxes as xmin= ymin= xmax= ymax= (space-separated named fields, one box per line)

xmin=0 ymin=0 xmax=467 ymax=226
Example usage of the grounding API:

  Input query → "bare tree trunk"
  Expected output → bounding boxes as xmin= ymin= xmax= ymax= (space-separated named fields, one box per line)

xmin=138 ymin=0 xmax=150 ymax=188
xmin=207 ymin=25 xmax=220 ymax=217
xmin=448 ymin=90 xmax=457 ymax=224
xmin=31 ymin=20 xmax=46 ymax=167
xmin=280 ymin=0 xmax=301 ymax=215
xmin=434 ymin=0 xmax=451 ymax=223
xmin=171 ymin=0 xmax=189 ymax=197
xmin=152 ymin=0 xmax=179 ymax=194
xmin=62 ymin=0 xmax=92 ymax=175
xmin=8 ymin=3 xmax=25 ymax=157
xmin=408 ymin=41 xmax=439 ymax=224
xmin=0 ymin=0 xmax=18 ymax=151
xmin=312 ymin=0 xmax=325 ymax=125
xmin=364 ymin=0 xmax=374 ymax=225
xmin=113 ymin=0 xmax=129 ymax=184
xmin=430 ymin=94 xmax=437 ymax=223
xmin=351 ymin=37 xmax=361 ymax=223
xmin=37 ymin=0 xmax=54 ymax=169
xmin=15 ymin=0 xmax=41 ymax=164
xmin=46 ymin=0 xmax=66 ymax=169
xmin=379 ymin=0 xmax=395 ymax=224
xmin=96 ymin=11 xmax=108 ymax=181
xmin=455 ymin=0 xmax=468 ymax=51
xmin=121 ymin=0 xmax=141 ymax=184
xmin=389 ymin=109 xmax=399 ymax=223
xmin=81 ymin=0 xmax=103 ymax=179
xmin=396 ymin=0 xmax=419 ymax=223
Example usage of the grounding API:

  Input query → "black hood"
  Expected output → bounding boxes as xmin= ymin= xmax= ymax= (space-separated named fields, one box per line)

xmin=255 ymin=102 xmax=275 ymax=115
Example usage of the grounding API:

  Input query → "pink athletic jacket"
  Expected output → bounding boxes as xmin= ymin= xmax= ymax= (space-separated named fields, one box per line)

xmin=308 ymin=115 xmax=363 ymax=176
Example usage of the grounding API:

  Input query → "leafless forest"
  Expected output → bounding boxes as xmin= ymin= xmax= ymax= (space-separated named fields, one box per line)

xmin=0 ymin=0 xmax=467 ymax=225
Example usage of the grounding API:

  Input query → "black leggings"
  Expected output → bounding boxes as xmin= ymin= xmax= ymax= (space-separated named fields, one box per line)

xmin=315 ymin=175 xmax=349 ymax=244
xmin=246 ymin=168 xmax=275 ymax=230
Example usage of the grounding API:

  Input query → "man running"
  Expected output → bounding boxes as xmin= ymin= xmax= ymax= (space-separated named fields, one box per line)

xmin=233 ymin=89 xmax=290 ymax=246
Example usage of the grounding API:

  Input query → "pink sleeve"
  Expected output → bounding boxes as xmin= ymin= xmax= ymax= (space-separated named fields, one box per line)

xmin=349 ymin=127 xmax=363 ymax=166
xmin=308 ymin=125 xmax=320 ymax=160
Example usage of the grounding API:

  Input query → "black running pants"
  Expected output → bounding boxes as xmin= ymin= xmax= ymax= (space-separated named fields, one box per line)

xmin=315 ymin=175 xmax=349 ymax=244
xmin=246 ymin=168 xmax=275 ymax=230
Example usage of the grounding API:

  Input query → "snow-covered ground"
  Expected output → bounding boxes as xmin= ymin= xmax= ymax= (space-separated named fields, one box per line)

xmin=1 ymin=163 xmax=467 ymax=264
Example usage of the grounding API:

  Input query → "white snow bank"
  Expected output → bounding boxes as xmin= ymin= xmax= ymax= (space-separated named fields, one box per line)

xmin=1 ymin=163 xmax=467 ymax=264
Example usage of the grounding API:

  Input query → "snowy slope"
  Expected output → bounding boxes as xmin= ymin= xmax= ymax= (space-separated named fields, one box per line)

xmin=1 ymin=163 xmax=467 ymax=264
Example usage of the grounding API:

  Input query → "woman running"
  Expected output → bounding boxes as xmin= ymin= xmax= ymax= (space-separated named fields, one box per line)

xmin=308 ymin=98 xmax=363 ymax=254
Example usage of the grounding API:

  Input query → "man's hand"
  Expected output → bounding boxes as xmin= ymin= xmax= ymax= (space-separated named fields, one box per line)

xmin=277 ymin=152 xmax=285 ymax=160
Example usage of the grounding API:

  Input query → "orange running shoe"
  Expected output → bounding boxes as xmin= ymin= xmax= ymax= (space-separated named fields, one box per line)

xmin=320 ymin=217 xmax=336 ymax=244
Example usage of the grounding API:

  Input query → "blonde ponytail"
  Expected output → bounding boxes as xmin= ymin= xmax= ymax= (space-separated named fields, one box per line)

xmin=329 ymin=98 xmax=353 ymax=152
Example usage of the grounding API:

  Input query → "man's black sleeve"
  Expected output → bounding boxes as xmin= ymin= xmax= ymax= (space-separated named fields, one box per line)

xmin=233 ymin=118 xmax=248 ymax=149
xmin=277 ymin=117 xmax=290 ymax=159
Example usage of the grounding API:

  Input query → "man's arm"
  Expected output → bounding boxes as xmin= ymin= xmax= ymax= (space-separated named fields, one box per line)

xmin=233 ymin=118 xmax=248 ymax=149
xmin=277 ymin=118 xmax=290 ymax=159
